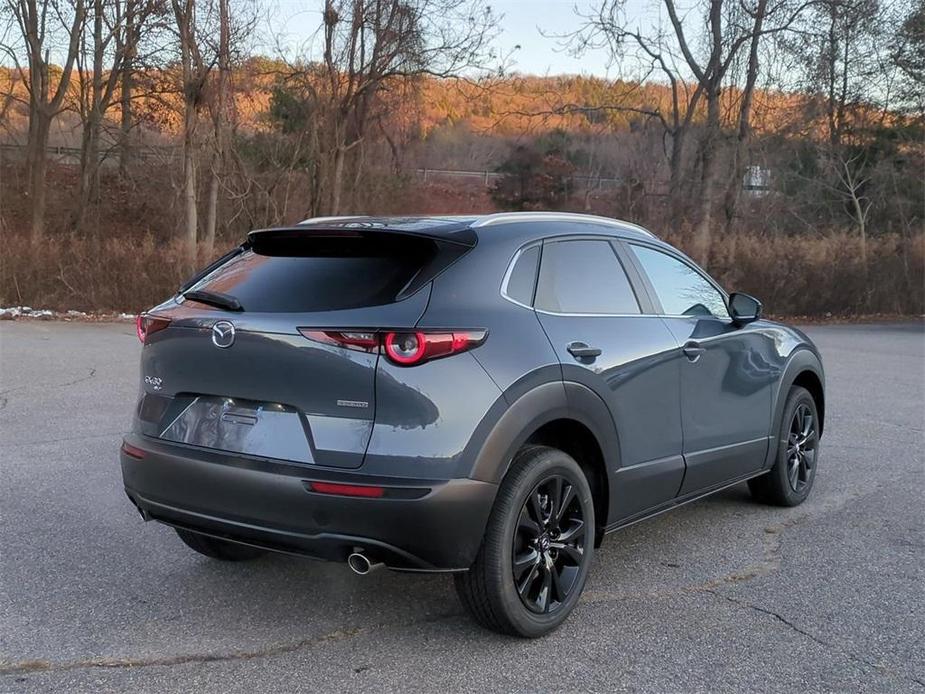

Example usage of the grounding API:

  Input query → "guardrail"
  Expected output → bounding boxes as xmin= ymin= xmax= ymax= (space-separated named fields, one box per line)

xmin=0 ymin=145 xmax=634 ymax=190
xmin=415 ymin=168 xmax=625 ymax=189
xmin=0 ymin=142 xmax=178 ymax=162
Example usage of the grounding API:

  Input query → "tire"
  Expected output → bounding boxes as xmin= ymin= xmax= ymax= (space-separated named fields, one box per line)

xmin=455 ymin=445 xmax=596 ymax=638
xmin=749 ymin=385 xmax=820 ymax=507
xmin=174 ymin=528 xmax=267 ymax=561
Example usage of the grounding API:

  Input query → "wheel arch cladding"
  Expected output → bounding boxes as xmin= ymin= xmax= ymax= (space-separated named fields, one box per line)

xmin=467 ymin=380 xmax=615 ymax=545
xmin=792 ymin=369 xmax=825 ymax=436
xmin=765 ymin=349 xmax=825 ymax=469
xmin=523 ymin=419 xmax=609 ymax=546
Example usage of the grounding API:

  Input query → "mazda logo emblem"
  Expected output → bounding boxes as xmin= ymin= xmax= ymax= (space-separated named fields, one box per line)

xmin=212 ymin=320 xmax=235 ymax=348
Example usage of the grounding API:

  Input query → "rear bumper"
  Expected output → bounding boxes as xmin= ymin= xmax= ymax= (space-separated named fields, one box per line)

xmin=120 ymin=435 xmax=497 ymax=571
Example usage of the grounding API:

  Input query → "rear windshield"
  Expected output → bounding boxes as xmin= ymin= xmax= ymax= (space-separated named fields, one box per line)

xmin=185 ymin=232 xmax=437 ymax=312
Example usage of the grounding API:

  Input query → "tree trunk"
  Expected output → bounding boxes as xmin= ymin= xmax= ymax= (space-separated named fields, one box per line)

xmin=182 ymin=102 xmax=198 ymax=271
xmin=76 ymin=73 xmax=105 ymax=230
xmin=694 ymin=93 xmax=721 ymax=267
xmin=119 ymin=1 xmax=136 ymax=176
xmin=27 ymin=113 xmax=51 ymax=242
xmin=204 ymin=0 xmax=230 ymax=259
xmin=17 ymin=0 xmax=86 ymax=241
xmin=204 ymin=171 xmax=219 ymax=258
xmin=75 ymin=109 xmax=102 ymax=230
xmin=667 ymin=128 xmax=686 ymax=219
xmin=722 ymin=0 xmax=768 ymax=233
xmin=172 ymin=0 xmax=201 ymax=270
xmin=331 ymin=142 xmax=346 ymax=216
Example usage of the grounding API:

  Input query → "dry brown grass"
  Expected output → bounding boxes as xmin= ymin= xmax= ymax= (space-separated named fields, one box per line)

xmin=2 ymin=234 xmax=194 ymax=313
xmin=699 ymin=232 xmax=925 ymax=316
xmin=2 ymin=229 xmax=922 ymax=316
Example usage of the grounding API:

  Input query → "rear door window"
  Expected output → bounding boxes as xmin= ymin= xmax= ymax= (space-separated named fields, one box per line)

xmin=629 ymin=245 xmax=729 ymax=318
xmin=186 ymin=232 xmax=438 ymax=313
xmin=535 ymin=239 xmax=640 ymax=314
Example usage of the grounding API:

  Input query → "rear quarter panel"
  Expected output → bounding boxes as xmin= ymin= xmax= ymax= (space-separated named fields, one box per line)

xmin=373 ymin=237 xmax=564 ymax=481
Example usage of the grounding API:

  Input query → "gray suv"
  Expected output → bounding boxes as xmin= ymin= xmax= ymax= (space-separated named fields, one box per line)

xmin=121 ymin=212 xmax=825 ymax=637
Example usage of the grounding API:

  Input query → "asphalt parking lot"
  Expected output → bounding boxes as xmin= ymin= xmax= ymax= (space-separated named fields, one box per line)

xmin=0 ymin=320 xmax=922 ymax=693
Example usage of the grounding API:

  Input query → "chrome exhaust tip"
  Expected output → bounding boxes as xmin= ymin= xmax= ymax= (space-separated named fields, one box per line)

xmin=347 ymin=552 xmax=380 ymax=575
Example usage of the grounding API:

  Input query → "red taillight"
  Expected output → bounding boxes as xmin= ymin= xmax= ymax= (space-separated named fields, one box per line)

xmin=121 ymin=441 xmax=146 ymax=459
xmin=383 ymin=331 xmax=428 ymax=364
xmin=307 ymin=481 xmax=385 ymax=498
xmin=299 ymin=328 xmax=487 ymax=366
xmin=297 ymin=330 xmax=378 ymax=352
xmin=136 ymin=314 xmax=171 ymax=344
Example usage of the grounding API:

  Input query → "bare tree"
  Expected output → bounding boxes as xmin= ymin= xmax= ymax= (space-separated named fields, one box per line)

xmin=116 ymin=0 xmax=143 ymax=174
xmin=73 ymin=0 xmax=158 ymax=230
xmin=202 ymin=0 xmax=255 ymax=257
xmin=3 ymin=0 xmax=86 ymax=240
xmin=720 ymin=0 xmax=769 ymax=232
xmin=284 ymin=0 xmax=497 ymax=216
xmin=891 ymin=0 xmax=925 ymax=116
xmin=170 ymin=0 xmax=212 ymax=270
xmin=789 ymin=0 xmax=888 ymax=146
xmin=571 ymin=0 xmax=814 ymax=264
xmin=202 ymin=0 xmax=228 ymax=258
xmin=563 ymin=8 xmax=705 ymax=218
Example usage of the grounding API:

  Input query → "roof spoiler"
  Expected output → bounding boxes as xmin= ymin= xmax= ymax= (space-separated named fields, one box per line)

xmin=247 ymin=222 xmax=478 ymax=248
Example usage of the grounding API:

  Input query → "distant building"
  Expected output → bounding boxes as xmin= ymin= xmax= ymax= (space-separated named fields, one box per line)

xmin=744 ymin=166 xmax=771 ymax=197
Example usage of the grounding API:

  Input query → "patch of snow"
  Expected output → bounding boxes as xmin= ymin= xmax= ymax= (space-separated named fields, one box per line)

xmin=0 ymin=306 xmax=136 ymax=322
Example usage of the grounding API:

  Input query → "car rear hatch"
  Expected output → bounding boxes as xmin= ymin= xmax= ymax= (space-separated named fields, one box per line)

xmin=135 ymin=223 xmax=475 ymax=469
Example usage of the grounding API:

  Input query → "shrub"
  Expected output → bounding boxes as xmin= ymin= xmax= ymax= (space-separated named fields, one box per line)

xmin=1 ymin=230 xmax=921 ymax=316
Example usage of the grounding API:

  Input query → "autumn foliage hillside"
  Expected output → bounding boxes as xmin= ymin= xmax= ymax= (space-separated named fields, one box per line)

xmin=1 ymin=62 xmax=848 ymax=146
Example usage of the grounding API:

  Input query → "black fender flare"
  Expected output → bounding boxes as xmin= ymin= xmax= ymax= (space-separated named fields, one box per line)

xmin=467 ymin=380 xmax=619 ymax=489
xmin=764 ymin=348 xmax=825 ymax=469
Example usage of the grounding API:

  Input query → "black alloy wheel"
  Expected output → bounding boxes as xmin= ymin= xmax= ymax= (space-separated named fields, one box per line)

xmin=512 ymin=475 xmax=586 ymax=614
xmin=786 ymin=403 xmax=817 ymax=493
xmin=455 ymin=445 xmax=595 ymax=637
xmin=748 ymin=385 xmax=820 ymax=507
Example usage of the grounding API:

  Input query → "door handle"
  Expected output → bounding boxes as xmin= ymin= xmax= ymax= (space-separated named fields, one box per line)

xmin=682 ymin=341 xmax=704 ymax=362
xmin=567 ymin=341 xmax=602 ymax=359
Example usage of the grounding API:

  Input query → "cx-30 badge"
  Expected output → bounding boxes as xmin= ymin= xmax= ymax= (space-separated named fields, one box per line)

xmin=212 ymin=321 xmax=235 ymax=348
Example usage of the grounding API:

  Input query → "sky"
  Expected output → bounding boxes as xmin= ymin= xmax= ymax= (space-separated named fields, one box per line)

xmin=0 ymin=0 xmax=657 ymax=77
xmin=265 ymin=0 xmax=655 ymax=78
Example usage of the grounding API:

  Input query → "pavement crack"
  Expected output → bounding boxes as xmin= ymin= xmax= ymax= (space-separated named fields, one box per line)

xmin=0 ymin=610 xmax=465 ymax=677
xmin=58 ymin=368 xmax=96 ymax=388
xmin=0 ymin=368 xmax=96 ymax=405
xmin=705 ymin=590 xmax=923 ymax=688
xmin=0 ymin=627 xmax=364 ymax=676
xmin=4 ymin=431 xmax=126 ymax=447
xmin=705 ymin=589 xmax=832 ymax=648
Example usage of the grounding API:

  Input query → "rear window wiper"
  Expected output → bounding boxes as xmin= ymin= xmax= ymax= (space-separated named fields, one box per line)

xmin=182 ymin=289 xmax=244 ymax=312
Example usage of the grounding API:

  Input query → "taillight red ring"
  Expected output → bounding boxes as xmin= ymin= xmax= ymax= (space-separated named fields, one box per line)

xmin=384 ymin=331 xmax=427 ymax=365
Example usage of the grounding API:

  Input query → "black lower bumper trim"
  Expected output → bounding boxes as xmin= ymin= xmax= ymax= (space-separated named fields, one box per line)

xmin=129 ymin=490 xmax=445 ymax=571
xmin=120 ymin=434 xmax=498 ymax=571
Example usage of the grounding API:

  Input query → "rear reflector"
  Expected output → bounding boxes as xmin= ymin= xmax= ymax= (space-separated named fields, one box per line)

xmin=298 ymin=328 xmax=487 ymax=366
xmin=121 ymin=442 xmax=147 ymax=459
xmin=307 ymin=481 xmax=385 ymax=498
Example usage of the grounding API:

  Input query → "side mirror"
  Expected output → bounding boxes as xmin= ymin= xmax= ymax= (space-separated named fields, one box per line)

xmin=729 ymin=292 xmax=762 ymax=326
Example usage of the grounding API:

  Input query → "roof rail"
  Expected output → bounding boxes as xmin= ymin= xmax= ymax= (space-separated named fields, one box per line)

xmin=298 ymin=215 xmax=369 ymax=225
xmin=471 ymin=212 xmax=656 ymax=238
